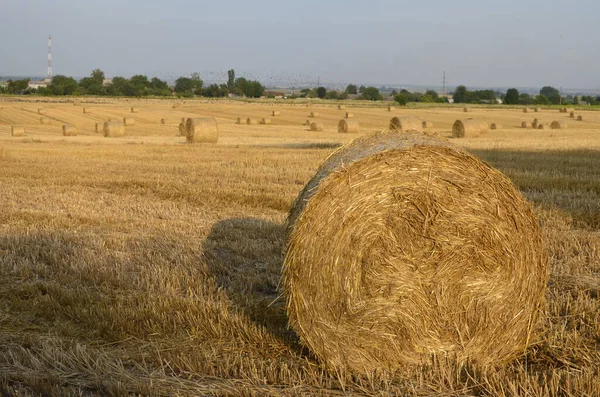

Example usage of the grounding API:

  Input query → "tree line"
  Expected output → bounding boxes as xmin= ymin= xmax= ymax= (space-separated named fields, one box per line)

xmin=0 ymin=69 xmax=266 ymax=98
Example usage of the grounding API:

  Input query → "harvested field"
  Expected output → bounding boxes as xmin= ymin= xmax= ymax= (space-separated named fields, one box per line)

xmin=1 ymin=97 xmax=600 ymax=396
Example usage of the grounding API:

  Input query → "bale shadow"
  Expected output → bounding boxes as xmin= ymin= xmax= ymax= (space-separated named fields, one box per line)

xmin=203 ymin=218 xmax=297 ymax=344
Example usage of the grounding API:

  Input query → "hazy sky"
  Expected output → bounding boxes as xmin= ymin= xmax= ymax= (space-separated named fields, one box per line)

xmin=1 ymin=0 xmax=598 ymax=89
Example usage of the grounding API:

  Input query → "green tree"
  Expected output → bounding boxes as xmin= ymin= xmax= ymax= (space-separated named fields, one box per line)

xmin=49 ymin=75 xmax=79 ymax=95
xmin=191 ymin=73 xmax=203 ymax=95
xmin=358 ymin=85 xmax=366 ymax=94
xmin=150 ymin=77 xmax=168 ymax=90
xmin=540 ymin=86 xmax=559 ymax=98
xmin=325 ymin=90 xmax=339 ymax=99
xmin=346 ymin=84 xmax=358 ymax=95
xmin=234 ymin=77 xmax=248 ymax=96
xmin=130 ymin=75 xmax=150 ymax=89
xmin=504 ymin=88 xmax=520 ymax=104
xmin=574 ymin=95 xmax=579 ymax=105
xmin=534 ymin=94 xmax=550 ymax=105
xmin=316 ymin=86 xmax=327 ymax=99
xmin=425 ymin=90 xmax=439 ymax=101
xmin=91 ymin=69 xmax=105 ymax=85
xmin=395 ymin=93 xmax=408 ymax=106
xmin=174 ymin=77 xmax=194 ymax=93
xmin=453 ymin=85 xmax=468 ymax=103
xmin=519 ymin=93 xmax=533 ymax=105
xmin=361 ymin=87 xmax=382 ymax=101
xmin=227 ymin=69 xmax=235 ymax=92
xmin=7 ymin=79 xmax=30 ymax=94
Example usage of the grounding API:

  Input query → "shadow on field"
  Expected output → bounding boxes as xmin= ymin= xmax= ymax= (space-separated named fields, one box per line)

xmin=203 ymin=218 xmax=297 ymax=344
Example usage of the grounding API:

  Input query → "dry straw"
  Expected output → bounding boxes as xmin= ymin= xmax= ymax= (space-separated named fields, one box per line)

xmin=565 ymin=108 xmax=575 ymax=113
xmin=11 ymin=126 xmax=24 ymax=137
xmin=569 ymin=112 xmax=576 ymax=118
xmin=62 ymin=124 xmax=77 ymax=136
xmin=103 ymin=121 xmax=125 ymax=137
xmin=532 ymin=119 xmax=539 ymax=129
xmin=284 ymin=130 xmax=548 ymax=374
xmin=310 ymin=121 xmax=324 ymax=131
xmin=246 ymin=118 xmax=257 ymax=125
xmin=309 ymin=112 xmax=319 ymax=118
xmin=422 ymin=121 xmax=434 ymax=129
xmin=237 ymin=117 xmax=245 ymax=125
xmin=345 ymin=112 xmax=354 ymax=119
xmin=338 ymin=105 xmax=346 ymax=110
xmin=523 ymin=108 xmax=530 ymax=113
xmin=388 ymin=106 xmax=395 ymax=111
xmin=73 ymin=100 xmax=81 ymax=106
xmin=534 ymin=108 xmax=541 ymax=112
xmin=272 ymin=111 xmax=281 ymax=116
xmin=452 ymin=119 xmax=488 ymax=137
xmin=37 ymin=109 xmax=46 ymax=115
xmin=463 ymin=107 xmax=469 ymax=112
xmin=577 ymin=115 xmax=583 ymax=121
xmin=338 ymin=119 xmax=360 ymax=133
xmin=521 ymin=121 xmax=531 ymax=128
xmin=131 ymin=107 xmax=139 ymax=113
xmin=305 ymin=119 xmax=311 ymax=126
xmin=178 ymin=122 xmax=186 ymax=136
xmin=95 ymin=123 xmax=103 ymax=133
xmin=389 ymin=116 xmax=422 ymax=132
xmin=185 ymin=117 xmax=218 ymax=143
xmin=40 ymin=117 xmax=50 ymax=125
xmin=161 ymin=118 xmax=167 ymax=124
xmin=260 ymin=118 xmax=272 ymax=125
xmin=490 ymin=123 xmax=502 ymax=130
xmin=83 ymin=107 xmax=91 ymax=114
xmin=551 ymin=121 xmax=566 ymax=129
xmin=172 ymin=103 xmax=181 ymax=108
xmin=538 ymin=124 xmax=546 ymax=130
xmin=123 ymin=117 xmax=135 ymax=126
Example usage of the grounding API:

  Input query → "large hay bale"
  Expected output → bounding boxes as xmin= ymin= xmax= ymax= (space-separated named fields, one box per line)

xmin=185 ymin=117 xmax=218 ymax=143
xmin=40 ymin=117 xmax=50 ymax=125
xmin=345 ymin=112 xmax=354 ymax=118
xmin=338 ymin=105 xmax=346 ymax=110
xmin=272 ymin=111 xmax=281 ymax=116
xmin=422 ymin=121 xmax=434 ymax=129
xmin=389 ymin=116 xmax=422 ymax=132
xmin=538 ymin=124 xmax=546 ymax=130
xmin=246 ymin=118 xmax=257 ymax=125
xmin=310 ymin=121 xmax=324 ymax=131
xmin=178 ymin=122 xmax=186 ymax=136
xmin=103 ymin=121 xmax=125 ymax=137
xmin=534 ymin=108 xmax=541 ymax=112
xmin=338 ymin=119 xmax=360 ymax=134
xmin=577 ymin=115 xmax=583 ymax=121
xmin=37 ymin=108 xmax=46 ymax=115
xmin=62 ymin=124 xmax=77 ymax=136
xmin=123 ymin=117 xmax=135 ymax=126
xmin=521 ymin=121 xmax=531 ymax=129
xmin=569 ymin=112 xmax=576 ymax=118
xmin=551 ymin=121 xmax=566 ymax=129
xmin=95 ymin=123 xmax=103 ymax=133
xmin=463 ymin=107 xmax=469 ymax=112
xmin=309 ymin=112 xmax=319 ymax=118
xmin=452 ymin=119 xmax=488 ymax=137
xmin=11 ymin=126 xmax=24 ymax=137
xmin=523 ymin=108 xmax=530 ymax=113
xmin=490 ymin=123 xmax=501 ymax=130
xmin=388 ymin=106 xmax=395 ymax=111
xmin=283 ymin=130 xmax=548 ymax=374
xmin=131 ymin=107 xmax=139 ymax=113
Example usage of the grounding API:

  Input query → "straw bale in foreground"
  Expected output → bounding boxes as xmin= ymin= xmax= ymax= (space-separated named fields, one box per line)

xmin=452 ymin=119 xmax=488 ymax=137
xmin=103 ymin=121 xmax=125 ymax=137
xmin=185 ymin=117 xmax=218 ymax=143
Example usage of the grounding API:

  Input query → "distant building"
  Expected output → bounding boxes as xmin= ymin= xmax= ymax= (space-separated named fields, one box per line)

xmin=102 ymin=79 xmax=113 ymax=86
xmin=28 ymin=80 xmax=48 ymax=89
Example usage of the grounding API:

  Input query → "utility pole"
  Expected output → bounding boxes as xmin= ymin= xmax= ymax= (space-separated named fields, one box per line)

xmin=47 ymin=34 xmax=53 ymax=81
xmin=442 ymin=71 xmax=447 ymax=97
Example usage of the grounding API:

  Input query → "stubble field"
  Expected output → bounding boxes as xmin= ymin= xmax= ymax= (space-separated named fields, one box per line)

xmin=0 ymin=97 xmax=599 ymax=396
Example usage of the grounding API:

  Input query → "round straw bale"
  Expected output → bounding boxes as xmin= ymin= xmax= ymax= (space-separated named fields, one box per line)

xmin=181 ymin=117 xmax=186 ymax=123
xmin=422 ymin=121 xmax=434 ymax=129
xmin=523 ymin=108 xmax=530 ymax=113
xmin=538 ymin=124 xmax=546 ymax=130
xmin=40 ymin=117 xmax=50 ymax=125
xmin=338 ymin=105 xmax=346 ymax=110
xmin=345 ymin=112 xmax=354 ymax=119
xmin=37 ymin=108 xmax=46 ymax=115
xmin=388 ymin=106 xmax=395 ymax=111
xmin=272 ymin=111 xmax=281 ymax=116
xmin=490 ymin=123 xmax=502 ymax=130
xmin=103 ymin=121 xmax=125 ymax=137
xmin=11 ymin=126 xmax=24 ymax=137
xmin=123 ymin=117 xmax=135 ymax=126
xmin=62 ymin=124 xmax=77 ymax=136
xmin=260 ymin=118 xmax=272 ymax=125
xmin=161 ymin=118 xmax=167 ymax=124
xmin=463 ymin=107 xmax=469 ymax=112
xmin=95 ymin=123 xmax=103 ymax=133
xmin=73 ymin=100 xmax=81 ymax=106
xmin=246 ymin=118 xmax=257 ymax=125
xmin=237 ymin=117 xmax=245 ymax=125
xmin=569 ymin=112 xmax=575 ymax=118
xmin=565 ymin=108 xmax=574 ymax=113
xmin=131 ymin=107 xmax=139 ymax=113
xmin=577 ymin=115 xmax=583 ymax=121
xmin=559 ymin=108 xmax=565 ymax=113
xmin=310 ymin=121 xmax=324 ymax=131
xmin=521 ymin=121 xmax=531 ymax=129
xmin=83 ymin=107 xmax=91 ymax=114
xmin=309 ymin=112 xmax=319 ymax=118
xmin=389 ymin=116 xmax=422 ymax=132
xmin=283 ymin=130 xmax=548 ymax=373
xmin=338 ymin=119 xmax=360 ymax=133
xmin=452 ymin=119 xmax=488 ymax=137
xmin=305 ymin=119 xmax=311 ymax=126
xmin=534 ymin=108 xmax=541 ymax=112
xmin=551 ymin=121 xmax=566 ymax=129
xmin=172 ymin=103 xmax=181 ymax=108
xmin=532 ymin=119 xmax=539 ymax=129
xmin=185 ymin=117 xmax=218 ymax=143
xmin=178 ymin=122 xmax=186 ymax=136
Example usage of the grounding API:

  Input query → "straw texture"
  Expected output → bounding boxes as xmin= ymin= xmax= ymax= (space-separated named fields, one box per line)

xmin=337 ymin=119 xmax=360 ymax=133
xmin=185 ymin=117 xmax=218 ymax=143
xmin=103 ymin=121 xmax=125 ymax=137
xmin=62 ymin=124 xmax=77 ymax=136
xmin=283 ymin=130 xmax=548 ymax=374
xmin=11 ymin=126 xmax=24 ymax=137
xmin=452 ymin=119 xmax=488 ymax=137
xmin=310 ymin=121 xmax=324 ymax=131
xmin=389 ymin=116 xmax=422 ymax=132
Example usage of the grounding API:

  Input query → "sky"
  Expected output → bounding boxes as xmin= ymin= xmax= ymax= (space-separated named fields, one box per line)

xmin=0 ymin=0 xmax=598 ymax=89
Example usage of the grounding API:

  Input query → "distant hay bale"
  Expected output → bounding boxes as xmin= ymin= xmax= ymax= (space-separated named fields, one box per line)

xmin=11 ymin=126 xmax=24 ymax=137
xmin=463 ymin=107 xmax=469 ymax=112
xmin=388 ymin=106 xmax=395 ymax=111
xmin=95 ymin=123 xmax=103 ymax=133
xmin=37 ymin=108 xmax=46 ymax=115
xmin=338 ymin=119 xmax=360 ymax=133
xmin=310 ymin=121 xmax=324 ymax=131
xmin=83 ymin=107 xmax=91 ymax=114
xmin=521 ymin=121 xmax=531 ymax=128
xmin=565 ymin=108 xmax=574 ymax=113
xmin=345 ymin=112 xmax=354 ymax=118
xmin=305 ymin=119 xmax=311 ymax=126
xmin=490 ymin=123 xmax=502 ymax=130
xmin=172 ymin=103 xmax=181 ymax=108
xmin=131 ymin=107 xmax=139 ymax=113
xmin=523 ymin=108 xmax=530 ymax=113
xmin=73 ymin=100 xmax=81 ymax=106
xmin=246 ymin=118 xmax=257 ymax=125
xmin=272 ymin=111 xmax=281 ymax=116
xmin=389 ymin=116 xmax=422 ymax=131
xmin=551 ymin=121 xmax=566 ymax=129
xmin=338 ymin=105 xmax=346 ymax=110
xmin=534 ymin=108 xmax=541 ymax=112
xmin=103 ymin=121 xmax=125 ymax=137
xmin=538 ymin=124 xmax=546 ymax=130
xmin=161 ymin=118 xmax=167 ymax=124
xmin=260 ymin=118 xmax=272 ymax=125
xmin=40 ymin=117 xmax=50 ymax=125
xmin=62 ymin=124 xmax=77 ymax=136
xmin=181 ymin=117 xmax=186 ymax=123
xmin=185 ymin=117 xmax=218 ymax=143
xmin=422 ymin=121 xmax=434 ymax=129
xmin=452 ymin=119 xmax=488 ymax=137
xmin=532 ymin=119 xmax=539 ymax=129
xmin=569 ymin=112 xmax=575 ymax=118
xmin=178 ymin=122 xmax=186 ymax=136
xmin=283 ymin=130 xmax=548 ymax=374
xmin=577 ymin=115 xmax=583 ymax=121
xmin=237 ymin=117 xmax=245 ymax=125
xmin=309 ymin=112 xmax=319 ymax=118
xmin=123 ymin=117 xmax=135 ymax=126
